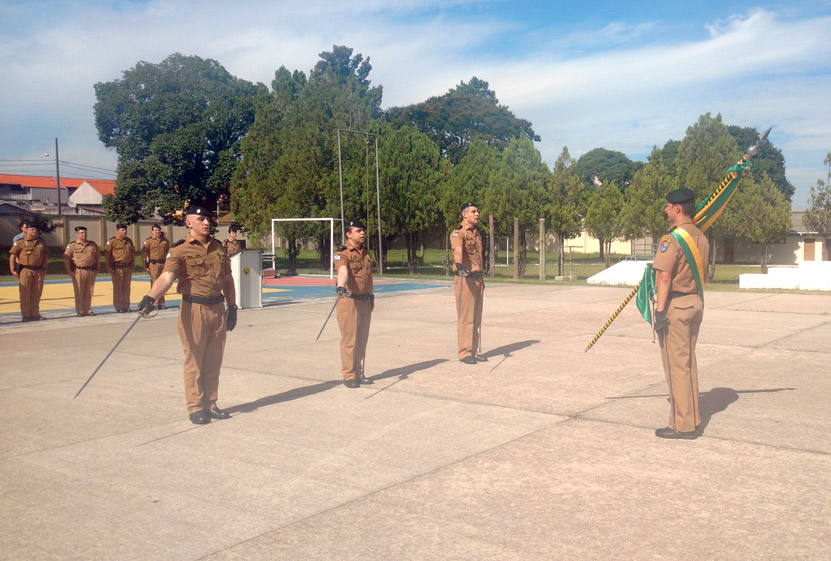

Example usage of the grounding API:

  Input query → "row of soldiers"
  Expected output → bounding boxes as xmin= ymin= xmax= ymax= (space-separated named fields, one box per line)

xmin=7 ymin=218 xmax=243 ymax=320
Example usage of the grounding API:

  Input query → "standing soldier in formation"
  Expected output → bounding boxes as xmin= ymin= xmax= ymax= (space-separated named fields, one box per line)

xmin=9 ymin=219 xmax=48 ymax=322
xmin=651 ymin=188 xmax=709 ymax=440
xmin=451 ymin=202 xmax=487 ymax=364
xmin=334 ymin=220 xmax=374 ymax=388
xmin=137 ymin=205 xmax=237 ymax=425
xmin=105 ymin=224 xmax=135 ymax=313
xmin=141 ymin=224 xmax=170 ymax=309
xmin=224 ymin=226 xmax=243 ymax=258
xmin=63 ymin=226 xmax=99 ymax=317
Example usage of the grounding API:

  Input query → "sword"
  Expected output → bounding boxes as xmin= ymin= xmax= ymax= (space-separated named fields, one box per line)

xmin=656 ymin=330 xmax=677 ymax=431
xmin=74 ymin=312 xmax=143 ymax=399
xmin=315 ymin=293 xmax=341 ymax=341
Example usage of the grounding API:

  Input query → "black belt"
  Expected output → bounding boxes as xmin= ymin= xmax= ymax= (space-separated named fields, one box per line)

xmin=671 ymin=291 xmax=698 ymax=298
xmin=456 ymin=271 xmax=484 ymax=278
xmin=114 ymin=263 xmax=133 ymax=268
xmin=182 ymin=294 xmax=225 ymax=305
xmin=75 ymin=265 xmax=96 ymax=270
xmin=347 ymin=293 xmax=373 ymax=300
xmin=148 ymin=259 xmax=165 ymax=264
xmin=19 ymin=265 xmax=43 ymax=270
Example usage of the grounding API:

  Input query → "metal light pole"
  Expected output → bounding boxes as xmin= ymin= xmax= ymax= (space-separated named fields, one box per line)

xmin=336 ymin=128 xmax=383 ymax=274
xmin=55 ymin=138 xmax=62 ymax=216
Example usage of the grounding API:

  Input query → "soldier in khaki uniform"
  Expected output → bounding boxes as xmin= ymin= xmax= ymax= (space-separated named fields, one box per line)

xmin=137 ymin=205 xmax=237 ymax=425
xmin=652 ymin=188 xmax=710 ymax=440
xmin=224 ymin=226 xmax=243 ymax=258
xmin=451 ymin=202 xmax=486 ymax=364
xmin=105 ymin=224 xmax=135 ymax=313
xmin=334 ymin=220 xmax=374 ymax=388
xmin=63 ymin=226 xmax=100 ymax=316
xmin=9 ymin=220 xmax=48 ymax=322
xmin=141 ymin=224 xmax=170 ymax=309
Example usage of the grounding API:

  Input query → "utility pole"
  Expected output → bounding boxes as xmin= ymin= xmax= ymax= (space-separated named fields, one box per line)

xmin=55 ymin=138 xmax=62 ymax=216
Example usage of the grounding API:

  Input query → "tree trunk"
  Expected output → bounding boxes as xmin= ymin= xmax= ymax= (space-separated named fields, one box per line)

xmin=317 ymin=233 xmax=330 ymax=270
xmin=286 ymin=238 xmax=298 ymax=276
xmin=604 ymin=240 xmax=612 ymax=268
xmin=761 ymin=243 xmax=769 ymax=274
xmin=406 ymin=232 xmax=418 ymax=274
xmin=518 ymin=228 xmax=528 ymax=278
xmin=707 ymin=233 xmax=717 ymax=282
xmin=598 ymin=237 xmax=606 ymax=263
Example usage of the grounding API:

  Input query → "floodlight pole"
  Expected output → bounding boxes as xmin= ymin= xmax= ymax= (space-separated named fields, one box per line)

xmin=336 ymin=128 xmax=383 ymax=274
xmin=55 ymin=138 xmax=62 ymax=216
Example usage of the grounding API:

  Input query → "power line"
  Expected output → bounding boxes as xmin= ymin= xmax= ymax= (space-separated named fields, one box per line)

xmin=59 ymin=160 xmax=117 ymax=174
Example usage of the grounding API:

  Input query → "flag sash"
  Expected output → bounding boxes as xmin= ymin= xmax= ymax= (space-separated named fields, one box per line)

xmin=669 ymin=226 xmax=705 ymax=301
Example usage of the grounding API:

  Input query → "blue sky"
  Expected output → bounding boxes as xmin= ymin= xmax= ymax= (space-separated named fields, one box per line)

xmin=1 ymin=0 xmax=829 ymax=209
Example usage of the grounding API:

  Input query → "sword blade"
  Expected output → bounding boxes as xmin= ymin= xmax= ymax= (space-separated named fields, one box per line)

xmin=74 ymin=313 xmax=143 ymax=399
xmin=315 ymin=293 xmax=341 ymax=341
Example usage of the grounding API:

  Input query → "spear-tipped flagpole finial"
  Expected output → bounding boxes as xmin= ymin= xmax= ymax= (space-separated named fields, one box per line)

xmin=744 ymin=126 xmax=772 ymax=159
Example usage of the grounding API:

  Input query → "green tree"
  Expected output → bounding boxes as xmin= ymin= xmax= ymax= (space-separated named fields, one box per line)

xmin=620 ymin=146 xmax=675 ymax=244
xmin=675 ymin=113 xmax=742 ymax=280
xmin=803 ymin=152 xmax=831 ymax=261
xmin=232 ymin=46 xmax=382 ymax=273
xmin=483 ymin=137 xmax=549 ymax=277
xmin=94 ymin=53 xmax=264 ymax=224
xmin=575 ymin=148 xmax=642 ymax=190
xmin=721 ymin=173 xmax=792 ymax=272
xmin=728 ymin=125 xmax=794 ymax=201
xmin=584 ymin=181 xmax=625 ymax=267
xmin=376 ymin=124 xmax=449 ymax=273
xmin=545 ymin=147 xmax=586 ymax=276
xmin=387 ymin=77 xmax=538 ymax=165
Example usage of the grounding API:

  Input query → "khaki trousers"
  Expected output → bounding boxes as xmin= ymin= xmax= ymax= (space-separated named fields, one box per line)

xmin=148 ymin=263 xmax=165 ymax=307
xmin=18 ymin=268 xmax=44 ymax=319
xmin=336 ymin=298 xmax=372 ymax=381
xmin=659 ymin=294 xmax=703 ymax=432
xmin=454 ymin=276 xmax=484 ymax=359
xmin=111 ymin=266 xmax=133 ymax=311
xmin=177 ymin=301 xmax=227 ymax=413
xmin=72 ymin=269 xmax=96 ymax=314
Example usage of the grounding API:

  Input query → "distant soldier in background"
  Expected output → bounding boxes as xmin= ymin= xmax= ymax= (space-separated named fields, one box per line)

xmin=142 ymin=224 xmax=170 ymax=309
xmin=63 ymin=226 xmax=99 ymax=316
xmin=105 ymin=224 xmax=135 ymax=313
xmin=334 ymin=220 xmax=374 ymax=388
xmin=224 ymin=226 xmax=243 ymax=258
xmin=451 ymin=202 xmax=487 ymax=364
xmin=9 ymin=220 xmax=48 ymax=322
xmin=11 ymin=217 xmax=28 ymax=245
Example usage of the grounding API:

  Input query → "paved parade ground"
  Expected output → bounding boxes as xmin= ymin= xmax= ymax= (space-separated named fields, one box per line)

xmin=1 ymin=281 xmax=829 ymax=560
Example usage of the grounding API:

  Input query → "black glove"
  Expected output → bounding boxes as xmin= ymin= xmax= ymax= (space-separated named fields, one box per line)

xmin=455 ymin=263 xmax=469 ymax=277
xmin=226 ymin=304 xmax=238 ymax=332
xmin=137 ymin=295 xmax=155 ymax=316
xmin=653 ymin=310 xmax=669 ymax=336
xmin=336 ymin=286 xmax=350 ymax=297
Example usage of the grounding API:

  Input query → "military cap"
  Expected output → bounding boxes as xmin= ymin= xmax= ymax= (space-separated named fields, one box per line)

xmin=116 ymin=224 xmax=127 ymax=229
xmin=184 ymin=205 xmax=212 ymax=217
xmin=460 ymin=202 xmax=478 ymax=213
xmin=228 ymin=224 xmax=239 ymax=233
xmin=346 ymin=219 xmax=366 ymax=230
xmin=74 ymin=226 xmax=87 ymax=232
xmin=666 ymin=188 xmax=696 ymax=205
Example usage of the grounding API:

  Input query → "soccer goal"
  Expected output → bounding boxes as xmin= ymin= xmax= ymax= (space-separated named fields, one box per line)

xmin=270 ymin=218 xmax=336 ymax=279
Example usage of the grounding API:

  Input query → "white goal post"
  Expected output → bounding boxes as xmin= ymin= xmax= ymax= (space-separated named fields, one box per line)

xmin=270 ymin=218 xmax=336 ymax=279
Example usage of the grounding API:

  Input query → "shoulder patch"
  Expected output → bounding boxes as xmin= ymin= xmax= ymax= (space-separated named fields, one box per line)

xmin=66 ymin=244 xmax=70 ymax=249
xmin=334 ymin=255 xmax=341 ymax=261
xmin=452 ymin=232 xmax=459 ymax=237
xmin=659 ymin=239 xmax=670 ymax=253
xmin=166 ymin=252 xmax=171 ymax=259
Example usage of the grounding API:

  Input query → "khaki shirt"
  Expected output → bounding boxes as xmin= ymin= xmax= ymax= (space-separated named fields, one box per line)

xmin=64 ymin=240 xmax=100 ymax=268
xmin=334 ymin=244 xmax=373 ymax=295
xmin=450 ymin=224 xmax=483 ymax=273
xmin=142 ymin=236 xmax=170 ymax=262
xmin=10 ymin=238 xmax=48 ymax=267
xmin=652 ymin=218 xmax=710 ymax=294
xmin=163 ymin=236 xmax=231 ymax=297
xmin=105 ymin=236 xmax=135 ymax=266
xmin=224 ymin=239 xmax=242 ymax=258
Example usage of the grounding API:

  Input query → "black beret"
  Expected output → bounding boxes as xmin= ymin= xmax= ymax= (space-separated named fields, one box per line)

xmin=74 ymin=226 xmax=87 ymax=232
xmin=228 ymin=224 xmax=239 ymax=232
xmin=346 ymin=220 xmax=366 ymax=230
xmin=116 ymin=224 xmax=127 ymax=229
xmin=185 ymin=205 xmax=212 ymax=218
xmin=666 ymin=188 xmax=696 ymax=205
xmin=460 ymin=202 xmax=478 ymax=213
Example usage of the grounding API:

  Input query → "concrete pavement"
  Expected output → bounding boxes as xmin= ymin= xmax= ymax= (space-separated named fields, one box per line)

xmin=1 ymin=282 xmax=829 ymax=560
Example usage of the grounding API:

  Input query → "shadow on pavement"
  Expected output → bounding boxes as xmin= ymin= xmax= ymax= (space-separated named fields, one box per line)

xmin=227 ymin=380 xmax=341 ymax=414
xmin=698 ymin=386 xmax=796 ymax=433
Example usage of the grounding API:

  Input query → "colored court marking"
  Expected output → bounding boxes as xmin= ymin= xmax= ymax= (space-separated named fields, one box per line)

xmin=0 ymin=275 xmax=444 ymax=323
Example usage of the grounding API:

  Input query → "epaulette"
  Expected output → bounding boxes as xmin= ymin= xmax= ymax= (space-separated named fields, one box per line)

xmin=337 ymin=245 xmax=347 ymax=252
xmin=454 ymin=225 xmax=462 ymax=230
xmin=665 ymin=226 xmax=677 ymax=234
xmin=171 ymin=239 xmax=185 ymax=248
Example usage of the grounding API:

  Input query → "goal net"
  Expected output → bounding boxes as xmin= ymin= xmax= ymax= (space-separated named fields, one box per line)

xmin=270 ymin=218 xmax=336 ymax=279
